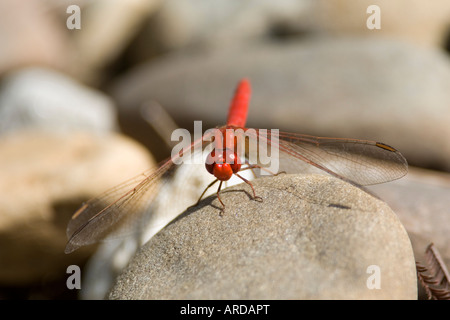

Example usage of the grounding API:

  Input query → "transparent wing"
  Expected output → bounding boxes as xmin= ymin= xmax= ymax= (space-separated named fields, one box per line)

xmin=65 ymin=161 xmax=173 ymax=254
xmin=65 ymin=131 xmax=214 ymax=254
xmin=244 ymin=130 xmax=408 ymax=186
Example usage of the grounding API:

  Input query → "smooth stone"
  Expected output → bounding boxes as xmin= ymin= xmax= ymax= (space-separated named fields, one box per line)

xmin=368 ymin=167 xmax=450 ymax=268
xmin=80 ymin=163 xmax=253 ymax=299
xmin=0 ymin=0 xmax=72 ymax=75
xmin=128 ymin=0 xmax=309 ymax=59
xmin=0 ymin=68 xmax=117 ymax=135
xmin=127 ymin=0 xmax=449 ymax=62
xmin=109 ymin=174 xmax=417 ymax=299
xmin=71 ymin=0 xmax=161 ymax=82
xmin=305 ymin=0 xmax=450 ymax=49
xmin=110 ymin=37 xmax=450 ymax=171
xmin=0 ymin=131 xmax=154 ymax=285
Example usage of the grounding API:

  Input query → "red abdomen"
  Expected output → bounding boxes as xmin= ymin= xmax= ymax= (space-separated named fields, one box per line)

xmin=226 ymin=78 xmax=251 ymax=128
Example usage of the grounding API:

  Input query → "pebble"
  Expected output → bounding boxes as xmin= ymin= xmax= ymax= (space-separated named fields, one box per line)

xmin=0 ymin=131 xmax=154 ymax=285
xmin=0 ymin=68 xmax=117 ymax=135
xmin=109 ymin=174 xmax=417 ymax=299
xmin=369 ymin=167 xmax=450 ymax=269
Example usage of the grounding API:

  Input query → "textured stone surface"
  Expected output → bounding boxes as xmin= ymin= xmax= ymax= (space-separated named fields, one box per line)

xmin=109 ymin=174 xmax=417 ymax=300
xmin=369 ymin=167 xmax=450 ymax=268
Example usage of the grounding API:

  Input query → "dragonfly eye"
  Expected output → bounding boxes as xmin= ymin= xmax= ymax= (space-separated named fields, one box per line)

xmin=205 ymin=150 xmax=219 ymax=175
xmin=212 ymin=163 xmax=234 ymax=181
xmin=227 ymin=152 xmax=241 ymax=174
xmin=205 ymin=160 xmax=215 ymax=175
xmin=205 ymin=149 xmax=241 ymax=180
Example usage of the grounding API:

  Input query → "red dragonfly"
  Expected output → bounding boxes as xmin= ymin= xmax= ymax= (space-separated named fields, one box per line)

xmin=65 ymin=78 xmax=407 ymax=254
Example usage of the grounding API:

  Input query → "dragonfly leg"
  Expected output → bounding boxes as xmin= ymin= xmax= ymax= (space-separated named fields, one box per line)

xmin=235 ymin=173 xmax=262 ymax=202
xmin=189 ymin=178 xmax=219 ymax=209
xmin=240 ymin=162 xmax=259 ymax=179
xmin=215 ymin=180 xmax=226 ymax=215
xmin=240 ymin=164 xmax=286 ymax=177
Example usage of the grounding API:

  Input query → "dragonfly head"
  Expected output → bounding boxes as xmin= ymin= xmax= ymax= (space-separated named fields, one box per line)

xmin=205 ymin=148 xmax=241 ymax=181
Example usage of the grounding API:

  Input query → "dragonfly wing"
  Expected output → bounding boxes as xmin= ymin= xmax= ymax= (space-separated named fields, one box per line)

xmin=245 ymin=130 xmax=407 ymax=186
xmin=65 ymin=131 xmax=215 ymax=254
xmin=65 ymin=162 xmax=172 ymax=254
xmin=278 ymin=132 xmax=408 ymax=186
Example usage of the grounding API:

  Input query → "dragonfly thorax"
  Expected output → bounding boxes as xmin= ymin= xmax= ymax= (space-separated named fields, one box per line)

xmin=205 ymin=148 xmax=241 ymax=181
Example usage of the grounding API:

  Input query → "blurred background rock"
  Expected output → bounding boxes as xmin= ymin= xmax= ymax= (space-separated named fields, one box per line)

xmin=0 ymin=0 xmax=449 ymax=299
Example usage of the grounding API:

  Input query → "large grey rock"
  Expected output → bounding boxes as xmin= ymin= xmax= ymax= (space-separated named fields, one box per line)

xmin=110 ymin=37 xmax=450 ymax=171
xmin=79 ymin=162 xmax=215 ymax=300
xmin=128 ymin=0 xmax=450 ymax=62
xmin=129 ymin=0 xmax=309 ymax=59
xmin=109 ymin=174 xmax=417 ymax=299
xmin=80 ymin=164 xmax=254 ymax=300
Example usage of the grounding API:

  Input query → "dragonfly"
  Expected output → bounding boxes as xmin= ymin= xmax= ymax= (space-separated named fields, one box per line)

xmin=65 ymin=78 xmax=408 ymax=254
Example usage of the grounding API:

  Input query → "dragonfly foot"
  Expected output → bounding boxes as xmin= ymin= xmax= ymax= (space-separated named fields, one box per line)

xmin=253 ymin=195 xmax=263 ymax=202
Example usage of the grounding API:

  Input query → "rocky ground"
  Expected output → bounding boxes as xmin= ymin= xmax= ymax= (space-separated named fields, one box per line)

xmin=0 ymin=0 xmax=449 ymax=300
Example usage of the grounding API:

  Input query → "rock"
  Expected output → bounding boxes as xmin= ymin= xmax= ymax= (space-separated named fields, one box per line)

xmin=71 ymin=0 xmax=161 ymax=82
xmin=0 ymin=68 xmax=117 ymax=135
xmin=79 ymin=162 xmax=212 ymax=299
xmin=0 ymin=0 xmax=161 ymax=83
xmin=127 ymin=0 xmax=450 ymax=62
xmin=80 ymin=162 xmax=254 ymax=299
xmin=110 ymin=37 xmax=450 ymax=172
xmin=368 ymin=167 xmax=450 ymax=269
xmin=109 ymin=174 xmax=417 ymax=299
xmin=0 ymin=0 xmax=73 ymax=76
xmin=128 ymin=0 xmax=309 ymax=61
xmin=0 ymin=131 xmax=154 ymax=285
xmin=306 ymin=0 xmax=450 ymax=49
